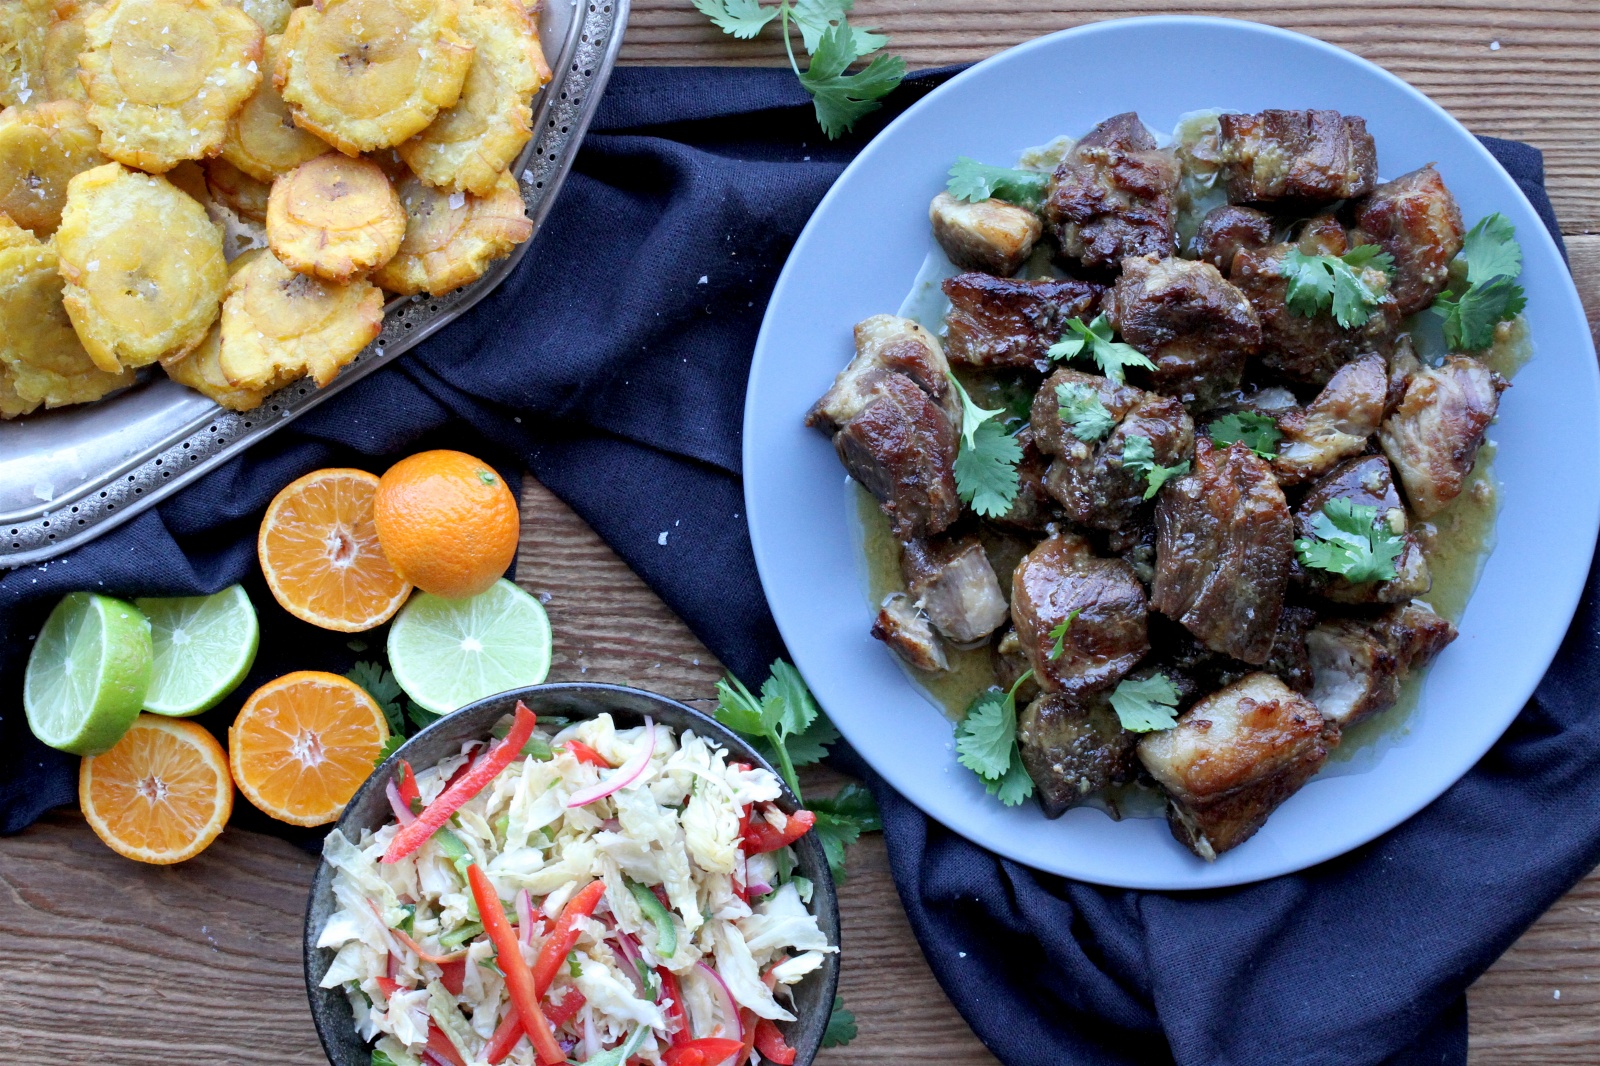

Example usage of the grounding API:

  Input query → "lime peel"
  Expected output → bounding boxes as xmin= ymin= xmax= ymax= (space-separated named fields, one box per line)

xmin=136 ymin=585 xmax=260 ymax=716
xmin=387 ymin=578 xmax=552 ymax=714
xmin=24 ymin=592 xmax=153 ymax=755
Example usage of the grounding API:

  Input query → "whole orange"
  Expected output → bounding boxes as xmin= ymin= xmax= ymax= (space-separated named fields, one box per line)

xmin=373 ymin=450 xmax=519 ymax=599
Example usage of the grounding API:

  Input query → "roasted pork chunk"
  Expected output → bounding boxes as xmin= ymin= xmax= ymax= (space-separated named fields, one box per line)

xmin=1106 ymin=254 xmax=1261 ymax=404
xmin=1152 ymin=439 xmax=1292 ymax=664
xmin=1152 ymin=606 xmax=1318 ymax=698
xmin=1018 ymin=691 xmax=1138 ymax=818
xmin=928 ymin=191 xmax=1043 ymax=277
xmin=871 ymin=593 xmax=949 ymax=672
xmin=1138 ymin=672 xmax=1337 ymax=860
xmin=1272 ymin=354 xmax=1388 ymax=485
xmin=900 ymin=534 xmax=1009 ymax=644
xmin=1010 ymin=534 xmax=1149 ymax=696
xmin=1294 ymin=454 xmax=1431 ymax=604
xmin=1044 ymin=112 xmax=1180 ymax=270
xmin=1190 ymin=204 xmax=1274 ymax=275
xmin=1216 ymin=109 xmax=1378 ymax=204
xmin=941 ymin=273 xmax=1103 ymax=370
xmin=1378 ymin=355 xmax=1507 ymax=517
xmin=1351 ymin=165 xmax=1465 ymax=317
xmin=1307 ymin=603 xmax=1456 ymax=728
xmin=808 ymin=314 xmax=955 ymax=431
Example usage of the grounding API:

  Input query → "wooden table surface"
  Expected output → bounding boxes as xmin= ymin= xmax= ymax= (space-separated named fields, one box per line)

xmin=4 ymin=4 xmax=1600 ymax=1064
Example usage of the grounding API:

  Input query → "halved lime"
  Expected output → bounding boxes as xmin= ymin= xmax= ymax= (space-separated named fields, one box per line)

xmin=136 ymin=586 xmax=260 ymax=716
xmin=387 ymin=578 xmax=552 ymax=714
xmin=24 ymin=592 xmax=153 ymax=755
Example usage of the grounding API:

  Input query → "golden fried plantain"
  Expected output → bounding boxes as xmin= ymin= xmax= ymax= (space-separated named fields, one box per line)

xmin=265 ymin=151 xmax=403 ymax=280
xmin=373 ymin=168 xmax=529 ymax=296
xmin=79 ymin=0 xmax=264 ymax=172
xmin=0 ymin=0 xmax=53 ymax=107
xmin=217 ymin=246 xmax=382 ymax=389
xmin=236 ymin=0 xmax=292 ymax=33
xmin=0 ymin=214 xmax=135 ymax=409
xmin=396 ymin=0 xmax=548 ymax=195
xmin=54 ymin=162 xmax=227 ymax=370
xmin=0 ymin=100 xmax=106 ymax=236
xmin=0 ymin=363 xmax=39 ymax=419
xmin=220 ymin=34 xmax=329 ymax=182
xmin=277 ymin=0 xmax=473 ymax=155
xmin=205 ymin=155 xmax=272 ymax=221
xmin=40 ymin=0 xmax=105 ymax=102
xmin=162 ymin=318 xmax=276 ymax=409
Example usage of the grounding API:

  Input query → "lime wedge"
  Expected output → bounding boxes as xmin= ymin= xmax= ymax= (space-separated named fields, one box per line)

xmin=387 ymin=578 xmax=552 ymax=714
xmin=136 ymin=586 xmax=260 ymax=716
xmin=24 ymin=592 xmax=153 ymax=755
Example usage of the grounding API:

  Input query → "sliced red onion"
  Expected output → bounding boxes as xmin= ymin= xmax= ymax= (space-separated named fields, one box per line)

xmin=746 ymin=881 xmax=772 ymax=897
xmin=385 ymin=780 xmax=417 ymax=826
xmin=612 ymin=930 xmax=648 ymax=996
xmin=421 ymin=1051 xmax=450 ymax=1066
xmin=386 ymin=951 xmax=402 ymax=983
xmin=566 ymin=718 xmax=655 ymax=808
xmin=694 ymin=961 xmax=742 ymax=1043
xmin=516 ymin=888 xmax=535 ymax=947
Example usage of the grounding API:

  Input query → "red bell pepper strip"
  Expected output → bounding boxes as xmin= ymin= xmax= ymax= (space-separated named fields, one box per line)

xmin=657 ymin=968 xmax=690 ymax=1047
xmin=375 ymin=976 xmax=401 ymax=999
xmin=439 ymin=957 xmax=466 ymax=997
xmin=664 ymin=1052 xmax=705 ymax=1066
xmin=426 ymin=1022 xmax=468 ymax=1066
xmin=483 ymin=990 xmax=587 ymax=1065
xmin=384 ymin=705 xmax=537 ymax=864
xmin=664 ymin=1038 xmax=745 ymax=1066
xmin=531 ymin=879 xmax=607 ymax=996
xmin=742 ymin=808 xmax=816 ymax=856
xmin=753 ymin=1020 xmax=797 ymax=1065
xmin=735 ymin=1009 xmax=758 ymax=1066
xmin=396 ymin=760 xmax=421 ymax=810
xmin=547 ymin=988 xmax=587 ymax=1027
xmin=467 ymin=864 xmax=564 ymax=1066
xmin=564 ymin=740 xmax=611 ymax=767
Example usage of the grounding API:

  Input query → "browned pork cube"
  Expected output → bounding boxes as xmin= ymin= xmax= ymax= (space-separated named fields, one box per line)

xmin=1138 ymin=672 xmax=1338 ymax=861
xmin=929 ymin=191 xmax=1043 ymax=277
xmin=808 ymin=314 xmax=955 ymax=432
xmin=1044 ymin=112 xmax=1180 ymax=270
xmin=900 ymin=534 xmax=1009 ymax=644
xmin=1018 ymin=691 xmax=1138 ymax=818
xmin=1190 ymin=204 xmax=1274 ymax=275
xmin=941 ymin=273 xmax=1103 ymax=370
xmin=1307 ymin=604 xmax=1456 ymax=728
xmin=871 ymin=593 xmax=949 ymax=672
xmin=1217 ymin=109 xmax=1378 ymax=204
xmin=1152 ymin=439 xmax=1292 ymax=665
xmin=1106 ymin=254 xmax=1261 ymax=405
xmin=1295 ymin=455 xmax=1431 ymax=605
xmin=1351 ymin=165 xmax=1465 ymax=316
xmin=1378 ymin=354 xmax=1507 ymax=517
xmin=1011 ymin=534 xmax=1149 ymax=697
xmin=1271 ymin=354 xmax=1387 ymax=485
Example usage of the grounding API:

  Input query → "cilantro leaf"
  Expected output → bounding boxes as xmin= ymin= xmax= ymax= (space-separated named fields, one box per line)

xmin=1055 ymin=381 xmax=1116 ymax=442
xmin=409 ymin=705 xmax=442 ymax=731
xmin=1109 ymin=673 xmax=1181 ymax=733
xmin=1461 ymin=212 xmax=1523 ymax=286
xmin=349 ymin=661 xmax=406 ymax=737
xmin=946 ymin=157 xmax=1050 ymax=207
xmin=372 ymin=1051 xmax=400 ymax=1066
xmin=1120 ymin=434 xmax=1190 ymax=500
xmin=690 ymin=0 xmax=779 ymax=38
xmin=791 ymin=0 xmax=884 ymax=56
xmin=1047 ymin=608 xmax=1081 ymax=661
xmin=955 ymin=689 xmax=1015 ymax=780
xmin=1280 ymin=246 xmax=1395 ymax=329
xmin=821 ymin=997 xmax=858 ymax=1047
xmin=1207 ymin=411 xmax=1282 ymax=460
xmin=1429 ymin=214 xmax=1526 ymax=352
xmin=763 ymin=659 xmax=818 ymax=738
xmin=947 ymin=372 xmax=1022 ymax=517
xmin=782 ymin=711 xmax=840 ymax=767
xmin=1047 ymin=315 xmax=1154 ymax=384
xmin=989 ymin=746 xmax=1036 ymax=806
xmin=797 ymin=22 xmax=906 ymax=139
xmin=811 ymin=783 xmax=881 ymax=881
xmin=373 ymin=733 xmax=405 ymax=769
xmin=714 ymin=675 xmax=766 ymax=735
xmin=1294 ymin=497 xmax=1405 ymax=583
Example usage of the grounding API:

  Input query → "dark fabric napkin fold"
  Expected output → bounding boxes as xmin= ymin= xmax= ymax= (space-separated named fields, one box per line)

xmin=1 ymin=64 xmax=1592 ymax=1066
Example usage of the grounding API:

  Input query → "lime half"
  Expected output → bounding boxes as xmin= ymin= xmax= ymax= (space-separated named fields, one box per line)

xmin=136 ymin=586 xmax=260 ymax=716
xmin=388 ymin=578 xmax=552 ymax=714
xmin=24 ymin=592 xmax=153 ymax=755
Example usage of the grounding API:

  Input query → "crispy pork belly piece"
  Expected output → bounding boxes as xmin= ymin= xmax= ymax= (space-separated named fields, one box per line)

xmin=808 ymin=314 xmax=955 ymax=432
xmin=929 ymin=192 xmax=1043 ymax=277
xmin=1011 ymin=534 xmax=1149 ymax=696
xmin=1138 ymin=672 xmax=1337 ymax=860
xmin=871 ymin=593 xmax=949 ymax=672
xmin=1307 ymin=603 xmax=1456 ymax=728
xmin=1190 ymin=204 xmax=1274 ymax=275
xmin=1044 ymin=111 xmax=1180 ymax=270
xmin=1018 ymin=691 xmax=1138 ymax=818
xmin=900 ymin=533 xmax=1009 ymax=644
xmin=1378 ymin=355 xmax=1507 ymax=517
xmin=1350 ymin=165 xmax=1465 ymax=317
xmin=1295 ymin=454 xmax=1431 ymax=605
xmin=941 ymin=273 xmax=1103 ymax=371
xmin=1153 ymin=439 xmax=1292 ymax=664
xmin=1216 ymin=109 xmax=1378 ymax=204
xmin=1272 ymin=354 xmax=1387 ymax=485
xmin=1106 ymin=254 xmax=1261 ymax=404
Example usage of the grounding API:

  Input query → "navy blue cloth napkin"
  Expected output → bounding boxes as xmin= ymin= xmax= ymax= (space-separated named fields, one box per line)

xmin=1 ymin=65 xmax=1592 ymax=1066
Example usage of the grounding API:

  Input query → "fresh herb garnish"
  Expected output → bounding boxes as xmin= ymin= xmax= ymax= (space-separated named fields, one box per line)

xmin=1047 ymin=315 xmax=1154 ymax=384
xmin=1281 ymin=245 xmax=1396 ymax=328
xmin=1294 ymin=497 xmax=1405 ymax=583
xmin=822 ymin=996 xmax=859 ymax=1047
xmin=1047 ymin=608 xmax=1081 ymax=661
xmin=692 ymin=0 xmax=904 ymax=138
xmin=947 ymin=372 xmax=1023 ymax=518
xmin=1430 ymin=213 xmax=1526 ymax=351
xmin=945 ymin=157 xmax=1050 ymax=207
xmin=1121 ymin=434 xmax=1190 ymax=500
xmin=372 ymin=1051 xmax=400 ymax=1066
xmin=1109 ymin=673 xmax=1181 ymax=733
xmin=1207 ymin=411 xmax=1283 ymax=460
xmin=809 ymin=783 xmax=882 ymax=882
xmin=351 ymin=660 xmax=428 ymax=767
xmin=955 ymin=671 xmax=1035 ymax=807
xmin=1055 ymin=381 xmax=1116 ymax=442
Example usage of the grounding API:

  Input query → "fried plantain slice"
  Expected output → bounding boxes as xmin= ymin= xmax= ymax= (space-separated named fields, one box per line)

xmin=395 ymin=0 xmax=548 ymax=195
xmin=217 ymin=246 xmax=382 ymax=389
xmin=277 ymin=0 xmax=473 ymax=155
xmin=0 ymin=214 xmax=135 ymax=409
xmin=162 ymin=317 xmax=275 ymax=409
xmin=266 ymin=151 xmax=404 ymax=280
xmin=0 ymin=0 xmax=53 ymax=108
xmin=373 ymin=168 xmax=529 ymax=296
xmin=40 ymin=0 xmax=106 ymax=102
xmin=54 ymin=162 xmax=227 ymax=370
xmin=0 ymin=100 xmax=107 ymax=237
xmin=205 ymin=155 xmax=272 ymax=221
xmin=79 ymin=0 xmax=264 ymax=172
xmin=0 ymin=363 xmax=39 ymax=419
xmin=236 ymin=0 xmax=293 ymax=34
xmin=220 ymin=33 xmax=329 ymax=182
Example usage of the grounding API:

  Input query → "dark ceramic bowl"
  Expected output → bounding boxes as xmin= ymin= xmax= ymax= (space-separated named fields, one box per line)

xmin=304 ymin=683 xmax=841 ymax=1066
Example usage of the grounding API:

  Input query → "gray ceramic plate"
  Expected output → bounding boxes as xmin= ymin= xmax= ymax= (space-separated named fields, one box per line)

xmin=304 ymin=683 xmax=840 ymax=1066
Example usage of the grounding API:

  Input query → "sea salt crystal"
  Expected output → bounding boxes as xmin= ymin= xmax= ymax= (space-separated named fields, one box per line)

xmin=657 ymin=531 xmax=669 ymax=546
xmin=1489 ymin=40 xmax=1501 ymax=50
xmin=697 ymin=275 xmax=708 ymax=285
xmin=32 ymin=481 xmax=53 ymax=501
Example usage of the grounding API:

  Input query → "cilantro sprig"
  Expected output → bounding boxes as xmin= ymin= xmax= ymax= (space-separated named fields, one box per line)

xmin=1207 ymin=411 xmax=1282 ymax=460
xmin=693 ymin=0 xmax=905 ymax=138
xmin=1055 ymin=381 xmax=1116 ymax=442
xmin=1121 ymin=434 xmax=1190 ymax=500
xmin=821 ymin=997 xmax=859 ymax=1046
xmin=350 ymin=659 xmax=441 ymax=767
xmin=946 ymin=158 xmax=1050 ymax=207
xmin=1047 ymin=608 xmax=1081 ymax=661
xmin=1294 ymin=498 xmax=1405 ymax=583
xmin=1109 ymin=673 xmax=1181 ymax=733
xmin=947 ymin=372 xmax=1022 ymax=518
xmin=955 ymin=672 xmax=1035 ymax=807
xmin=1281 ymin=245 xmax=1396 ymax=328
xmin=1047 ymin=315 xmax=1154 ymax=384
xmin=1430 ymin=213 xmax=1526 ymax=351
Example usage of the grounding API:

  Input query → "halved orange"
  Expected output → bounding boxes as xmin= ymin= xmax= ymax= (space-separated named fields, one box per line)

xmin=79 ymin=715 xmax=233 ymax=865
xmin=229 ymin=671 xmax=389 ymax=826
xmin=258 ymin=468 xmax=412 ymax=632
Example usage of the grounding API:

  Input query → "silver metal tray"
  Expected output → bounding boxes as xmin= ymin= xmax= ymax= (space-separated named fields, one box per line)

xmin=0 ymin=0 xmax=627 ymax=568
